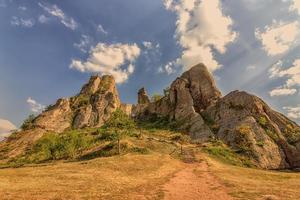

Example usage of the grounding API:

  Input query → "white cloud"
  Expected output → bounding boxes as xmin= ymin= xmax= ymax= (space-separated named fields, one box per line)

xmin=11 ymin=16 xmax=35 ymax=28
xmin=142 ymin=41 xmax=160 ymax=50
xmin=74 ymin=35 xmax=92 ymax=53
xmin=284 ymin=105 xmax=300 ymax=119
xmin=39 ymin=3 xmax=78 ymax=30
xmin=255 ymin=21 xmax=300 ymax=56
xmin=164 ymin=0 xmax=237 ymax=72
xmin=27 ymin=97 xmax=45 ymax=113
xmin=269 ymin=59 xmax=300 ymax=96
xmin=143 ymin=41 xmax=153 ymax=49
xmin=18 ymin=6 xmax=27 ymax=11
xmin=269 ymin=88 xmax=297 ymax=96
xmin=38 ymin=15 xmax=50 ymax=24
xmin=289 ymin=0 xmax=300 ymax=15
xmin=70 ymin=43 xmax=141 ymax=83
xmin=97 ymin=24 xmax=108 ymax=35
xmin=0 ymin=119 xmax=16 ymax=140
xmin=158 ymin=61 xmax=177 ymax=75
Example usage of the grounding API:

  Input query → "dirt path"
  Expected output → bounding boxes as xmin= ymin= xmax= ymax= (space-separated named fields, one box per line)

xmin=163 ymin=158 xmax=233 ymax=200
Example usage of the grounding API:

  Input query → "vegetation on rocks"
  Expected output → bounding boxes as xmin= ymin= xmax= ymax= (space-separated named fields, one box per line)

xmin=21 ymin=114 xmax=36 ymax=130
xmin=203 ymin=140 xmax=255 ymax=168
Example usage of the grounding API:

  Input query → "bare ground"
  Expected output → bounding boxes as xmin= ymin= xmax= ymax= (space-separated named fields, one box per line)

xmin=163 ymin=155 xmax=233 ymax=200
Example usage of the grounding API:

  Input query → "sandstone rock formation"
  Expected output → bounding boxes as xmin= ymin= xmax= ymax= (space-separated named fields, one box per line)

xmin=134 ymin=63 xmax=300 ymax=169
xmin=133 ymin=63 xmax=221 ymax=142
xmin=1 ymin=63 xmax=300 ymax=169
xmin=0 ymin=75 xmax=122 ymax=158
xmin=203 ymin=90 xmax=300 ymax=169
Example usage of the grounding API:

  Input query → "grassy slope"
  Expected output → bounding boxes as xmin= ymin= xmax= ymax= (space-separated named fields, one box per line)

xmin=0 ymin=153 xmax=183 ymax=200
xmin=1 ymin=124 xmax=300 ymax=200
xmin=205 ymin=156 xmax=300 ymax=200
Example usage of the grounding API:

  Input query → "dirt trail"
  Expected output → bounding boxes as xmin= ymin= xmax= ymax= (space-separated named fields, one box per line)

xmin=163 ymin=152 xmax=233 ymax=200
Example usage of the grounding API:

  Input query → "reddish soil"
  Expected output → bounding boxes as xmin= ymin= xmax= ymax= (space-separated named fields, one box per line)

xmin=163 ymin=161 xmax=233 ymax=200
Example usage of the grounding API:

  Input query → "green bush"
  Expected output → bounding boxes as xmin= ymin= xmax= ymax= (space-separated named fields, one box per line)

xmin=256 ymin=140 xmax=264 ymax=147
xmin=138 ymin=116 xmax=182 ymax=131
xmin=30 ymin=131 xmax=92 ymax=162
xmin=21 ymin=114 xmax=36 ymax=130
xmin=258 ymin=116 xmax=267 ymax=127
xmin=203 ymin=141 xmax=255 ymax=168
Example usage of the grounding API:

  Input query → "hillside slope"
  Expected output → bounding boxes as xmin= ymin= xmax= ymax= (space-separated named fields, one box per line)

xmin=0 ymin=63 xmax=299 ymax=169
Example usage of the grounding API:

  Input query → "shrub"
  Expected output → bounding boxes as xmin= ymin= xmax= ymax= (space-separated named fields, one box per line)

xmin=104 ymin=109 xmax=136 ymax=154
xmin=284 ymin=124 xmax=300 ymax=145
xmin=203 ymin=141 xmax=255 ymax=167
xmin=256 ymin=140 xmax=264 ymax=147
xmin=30 ymin=131 xmax=92 ymax=162
xmin=21 ymin=114 xmax=36 ymax=130
xmin=138 ymin=116 xmax=182 ymax=131
xmin=258 ymin=116 xmax=267 ymax=128
xmin=265 ymin=129 xmax=279 ymax=142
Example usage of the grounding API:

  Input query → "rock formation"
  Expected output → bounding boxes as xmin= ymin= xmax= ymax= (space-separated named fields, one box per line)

xmin=1 ymin=63 xmax=300 ymax=169
xmin=133 ymin=63 xmax=300 ymax=169
xmin=0 ymin=75 xmax=123 ymax=158
xmin=133 ymin=63 xmax=222 ymax=142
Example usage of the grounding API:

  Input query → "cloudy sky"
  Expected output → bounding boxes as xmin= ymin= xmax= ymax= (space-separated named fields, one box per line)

xmin=0 ymin=0 xmax=300 ymax=131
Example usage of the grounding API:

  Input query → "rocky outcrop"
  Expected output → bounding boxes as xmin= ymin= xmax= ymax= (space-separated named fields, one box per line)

xmin=34 ymin=75 xmax=121 ymax=130
xmin=203 ymin=91 xmax=300 ymax=169
xmin=133 ymin=63 xmax=221 ymax=142
xmin=138 ymin=88 xmax=150 ymax=105
xmin=1 ymin=62 xmax=300 ymax=169
xmin=0 ymin=75 xmax=122 ymax=158
xmin=134 ymin=63 xmax=300 ymax=169
xmin=179 ymin=63 xmax=221 ymax=112
xmin=72 ymin=75 xmax=121 ymax=128
xmin=34 ymin=98 xmax=72 ymax=132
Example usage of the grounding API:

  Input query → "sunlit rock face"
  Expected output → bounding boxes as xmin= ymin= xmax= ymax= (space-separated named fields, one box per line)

xmin=1 ymin=63 xmax=300 ymax=169
xmin=134 ymin=63 xmax=300 ymax=169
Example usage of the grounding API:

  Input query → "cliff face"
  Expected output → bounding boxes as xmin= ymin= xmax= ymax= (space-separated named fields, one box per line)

xmin=133 ymin=63 xmax=222 ymax=142
xmin=0 ymin=75 xmax=126 ymax=158
xmin=34 ymin=75 xmax=121 ymax=131
xmin=134 ymin=64 xmax=300 ymax=169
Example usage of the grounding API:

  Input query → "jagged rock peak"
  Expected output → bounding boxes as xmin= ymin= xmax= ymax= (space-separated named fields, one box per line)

xmin=137 ymin=87 xmax=150 ymax=105
xmin=178 ymin=63 xmax=222 ymax=111
xmin=80 ymin=75 xmax=101 ymax=95
xmin=79 ymin=74 xmax=118 ymax=96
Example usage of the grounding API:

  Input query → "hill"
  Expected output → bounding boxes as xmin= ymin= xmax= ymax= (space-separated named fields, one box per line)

xmin=0 ymin=63 xmax=300 ymax=170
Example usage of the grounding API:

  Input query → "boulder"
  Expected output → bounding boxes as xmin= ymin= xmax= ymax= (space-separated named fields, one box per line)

xmin=204 ymin=91 xmax=300 ymax=169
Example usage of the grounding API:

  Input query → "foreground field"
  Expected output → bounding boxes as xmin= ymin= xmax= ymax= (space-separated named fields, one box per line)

xmin=0 ymin=153 xmax=182 ymax=200
xmin=1 ymin=146 xmax=300 ymax=200
xmin=206 ymin=156 xmax=300 ymax=200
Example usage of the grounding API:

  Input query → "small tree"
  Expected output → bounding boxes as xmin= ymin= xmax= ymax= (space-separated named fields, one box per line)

xmin=21 ymin=114 xmax=36 ymax=130
xmin=104 ymin=109 xmax=136 ymax=154
xmin=171 ymin=134 xmax=191 ymax=154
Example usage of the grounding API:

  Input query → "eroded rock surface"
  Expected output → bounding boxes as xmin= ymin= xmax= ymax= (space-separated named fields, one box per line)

xmin=1 ymin=63 xmax=300 ymax=169
xmin=134 ymin=64 xmax=300 ymax=169
xmin=204 ymin=91 xmax=300 ymax=169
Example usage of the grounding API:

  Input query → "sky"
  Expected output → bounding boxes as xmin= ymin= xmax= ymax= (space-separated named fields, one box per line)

xmin=0 ymin=0 xmax=300 ymax=136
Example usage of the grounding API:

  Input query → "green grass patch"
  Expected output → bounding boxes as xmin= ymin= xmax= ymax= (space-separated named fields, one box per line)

xmin=203 ymin=140 xmax=255 ymax=168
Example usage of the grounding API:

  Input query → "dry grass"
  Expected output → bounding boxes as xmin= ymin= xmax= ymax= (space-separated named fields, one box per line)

xmin=0 ymin=153 xmax=183 ymax=200
xmin=205 ymin=155 xmax=300 ymax=200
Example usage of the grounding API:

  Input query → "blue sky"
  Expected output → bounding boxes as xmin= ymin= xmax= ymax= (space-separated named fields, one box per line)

xmin=0 ymin=0 xmax=300 ymax=132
